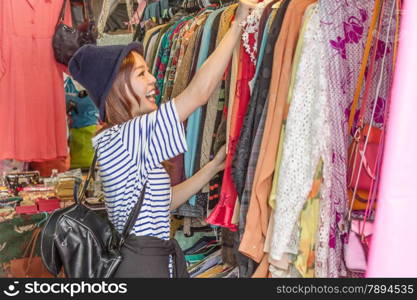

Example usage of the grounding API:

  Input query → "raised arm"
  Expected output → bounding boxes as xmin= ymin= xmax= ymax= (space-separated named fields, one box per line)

xmin=174 ymin=0 xmax=257 ymax=122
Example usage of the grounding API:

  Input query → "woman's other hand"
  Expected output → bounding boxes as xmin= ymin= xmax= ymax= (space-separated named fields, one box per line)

xmin=171 ymin=144 xmax=227 ymax=210
xmin=211 ymin=144 xmax=227 ymax=173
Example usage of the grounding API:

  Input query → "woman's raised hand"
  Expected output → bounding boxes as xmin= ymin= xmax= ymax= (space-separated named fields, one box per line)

xmin=234 ymin=0 xmax=259 ymax=25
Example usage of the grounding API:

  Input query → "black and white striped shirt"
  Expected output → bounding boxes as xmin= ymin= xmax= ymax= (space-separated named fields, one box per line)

xmin=93 ymin=100 xmax=187 ymax=240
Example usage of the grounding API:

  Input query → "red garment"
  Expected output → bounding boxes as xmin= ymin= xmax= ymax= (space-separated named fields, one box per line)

xmin=207 ymin=41 xmax=256 ymax=231
xmin=29 ymin=156 xmax=70 ymax=177
xmin=0 ymin=0 xmax=70 ymax=161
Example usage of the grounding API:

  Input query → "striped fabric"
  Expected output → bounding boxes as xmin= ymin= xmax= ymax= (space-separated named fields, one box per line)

xmin=92 ymin=100 xmax=187 ymax=240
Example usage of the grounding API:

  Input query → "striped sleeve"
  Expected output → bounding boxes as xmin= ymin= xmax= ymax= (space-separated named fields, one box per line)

xmin=147 ymin=100 xmax=188 ymax=169
xmin=118 ymin=100 xmax=187 ymax=171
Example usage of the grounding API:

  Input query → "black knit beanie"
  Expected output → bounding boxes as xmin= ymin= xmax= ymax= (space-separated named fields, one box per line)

xmin=68 ymin=42 xmax=144 ymax=121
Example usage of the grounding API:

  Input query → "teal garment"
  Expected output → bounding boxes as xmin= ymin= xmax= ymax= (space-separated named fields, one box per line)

xmin=184 ymin=8 xmax=226 ymax=206
xmin=153 ymin=22 xmax=176 ymax=105
xmin=160 ymin=0 xmax=169 ymax=19
xmin=252 ymin=11 xmax=274 ymax=86
xmin=154 ymin=17 xmax=192 ymax=105
xmin=196 ymin=7 xmax=227 ymax=70
xmin=174 ymin=230 xmax=216 ymax=251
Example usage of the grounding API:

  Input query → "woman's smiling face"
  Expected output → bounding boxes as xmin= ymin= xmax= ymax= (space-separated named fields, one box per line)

xmin=127 ymin=51 xmax=158 ymax=115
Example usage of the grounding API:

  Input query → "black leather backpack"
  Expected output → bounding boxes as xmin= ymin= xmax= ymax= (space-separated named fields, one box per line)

xmin=40 ymin=153 xmax=146 ymax=278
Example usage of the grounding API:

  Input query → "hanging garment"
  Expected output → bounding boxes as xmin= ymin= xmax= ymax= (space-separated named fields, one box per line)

xmin=170 ymin=19 xmax=209 ymax=199
xmin=205 ymin=9 xmax=231 ymax=214
xmin=150 ymin=24 xmax=171 ymax=73
xmin=184 ymin=5 xmax=238 ymax=207
xmin=237 ymin=99 xmax=267 ymax=276
xmin=208 ymin=81 xmax=228 ymax=215
xmin=180 ymin=14 xmax=212 ymax=177
xmin=162 ymin=13 xmax=209 ymax=103
xmin=352 ymin=5 xmax=395 ymax=135
xmin=144 ymin=24 xmax=166 ymax=64
xmin=157 ymin=18 xmax=191 ymax=104
xmin=144 ymin=28 xmax=160 ymax=58
xmin=254 ymin=1 xmax=277 ymax=65
xmin=367 ymin=0 xmax=417 ymax=277
xmin=171 ymin=13 xmax=211 ymax=99
xmin=171 ymin=26 xmax=199 ymax=96
xmin=236 ymin=3 xmax=279 ymax=209
xmin=154 ymin=17 xmax=192 ymax=105
xmin=192 ymin=43 xmax=208 ymax=177
xmin=170 ymin=12 xmax=215 ymax=217
xmin=145 ymin=23 xmax=188 ymax=189
xmin=267 ymin=7 xmax=321 ymax=271
xmin=267 ymin=211 xmax=298 ymax=277
xmin=234 ymin=2 xmax=288 ymax=278
xmin=198 ymin=7 xmax=228 ymax=194
xmin=249 ymin=4 xmax=315 ymax=278
xmin=293 ymin=160 xmax=322 ymax=278
xmin=261 ymin=3 xmax=317 ymax=278
xmin=317 ymin=0 xmax=376 ymax=277
xmin=232 ymin=0 xmax=291 ymax=202
xmin=269 ymin=3 xmax=325 ymax=264
xmin=167 ymin=28 xmax=200 ymax=187
xmin=225 ymin=52 xmax=240 ymax=154
xmin=207 ymin=41 xmax=256 ymax=230
xmin=267 ymin=2 xmax=312 ymax=210
xmin=228 ymin=1 xmax=280 ymax=278
xmin=239 ymin=0 xmax=316 ymax=264
xmin=0 ymin=0 xmax=70 ymax=161
xmin=161 ymin=26 xmax=187 ymax=103
xmin=143 ymin=21 xmax=161 ymax=46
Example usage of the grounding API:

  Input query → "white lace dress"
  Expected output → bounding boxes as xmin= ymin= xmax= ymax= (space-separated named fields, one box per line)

xmin=269 ymin=6 xmax=330 ymax=264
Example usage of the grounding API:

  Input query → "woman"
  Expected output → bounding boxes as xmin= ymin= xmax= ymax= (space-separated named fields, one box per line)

xmin=68 ymin=0 xmax=256 ymax=278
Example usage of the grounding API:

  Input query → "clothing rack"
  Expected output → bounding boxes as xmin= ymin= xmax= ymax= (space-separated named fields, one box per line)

xmin=140 ymin=0 xmax=399 ymax=278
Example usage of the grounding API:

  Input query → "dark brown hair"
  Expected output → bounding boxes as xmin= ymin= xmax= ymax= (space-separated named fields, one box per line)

xmin=99 ymin=50 xmax=173 ymax=175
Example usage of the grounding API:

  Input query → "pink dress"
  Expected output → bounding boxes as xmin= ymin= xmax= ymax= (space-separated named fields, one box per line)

xmin=0 ymin=0 xmax=70 ymax=162
xmin=367 ymin=0 xmax=417 ymax=277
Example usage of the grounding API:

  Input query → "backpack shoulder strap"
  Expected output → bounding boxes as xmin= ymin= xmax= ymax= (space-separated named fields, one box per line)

xmin=119 ymin=181 xmax=147 ymax=248
xmin=81 ymin=144 xmax=147 ymax=249
xmin=76 ymin=150 xmax=98 ymax=204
